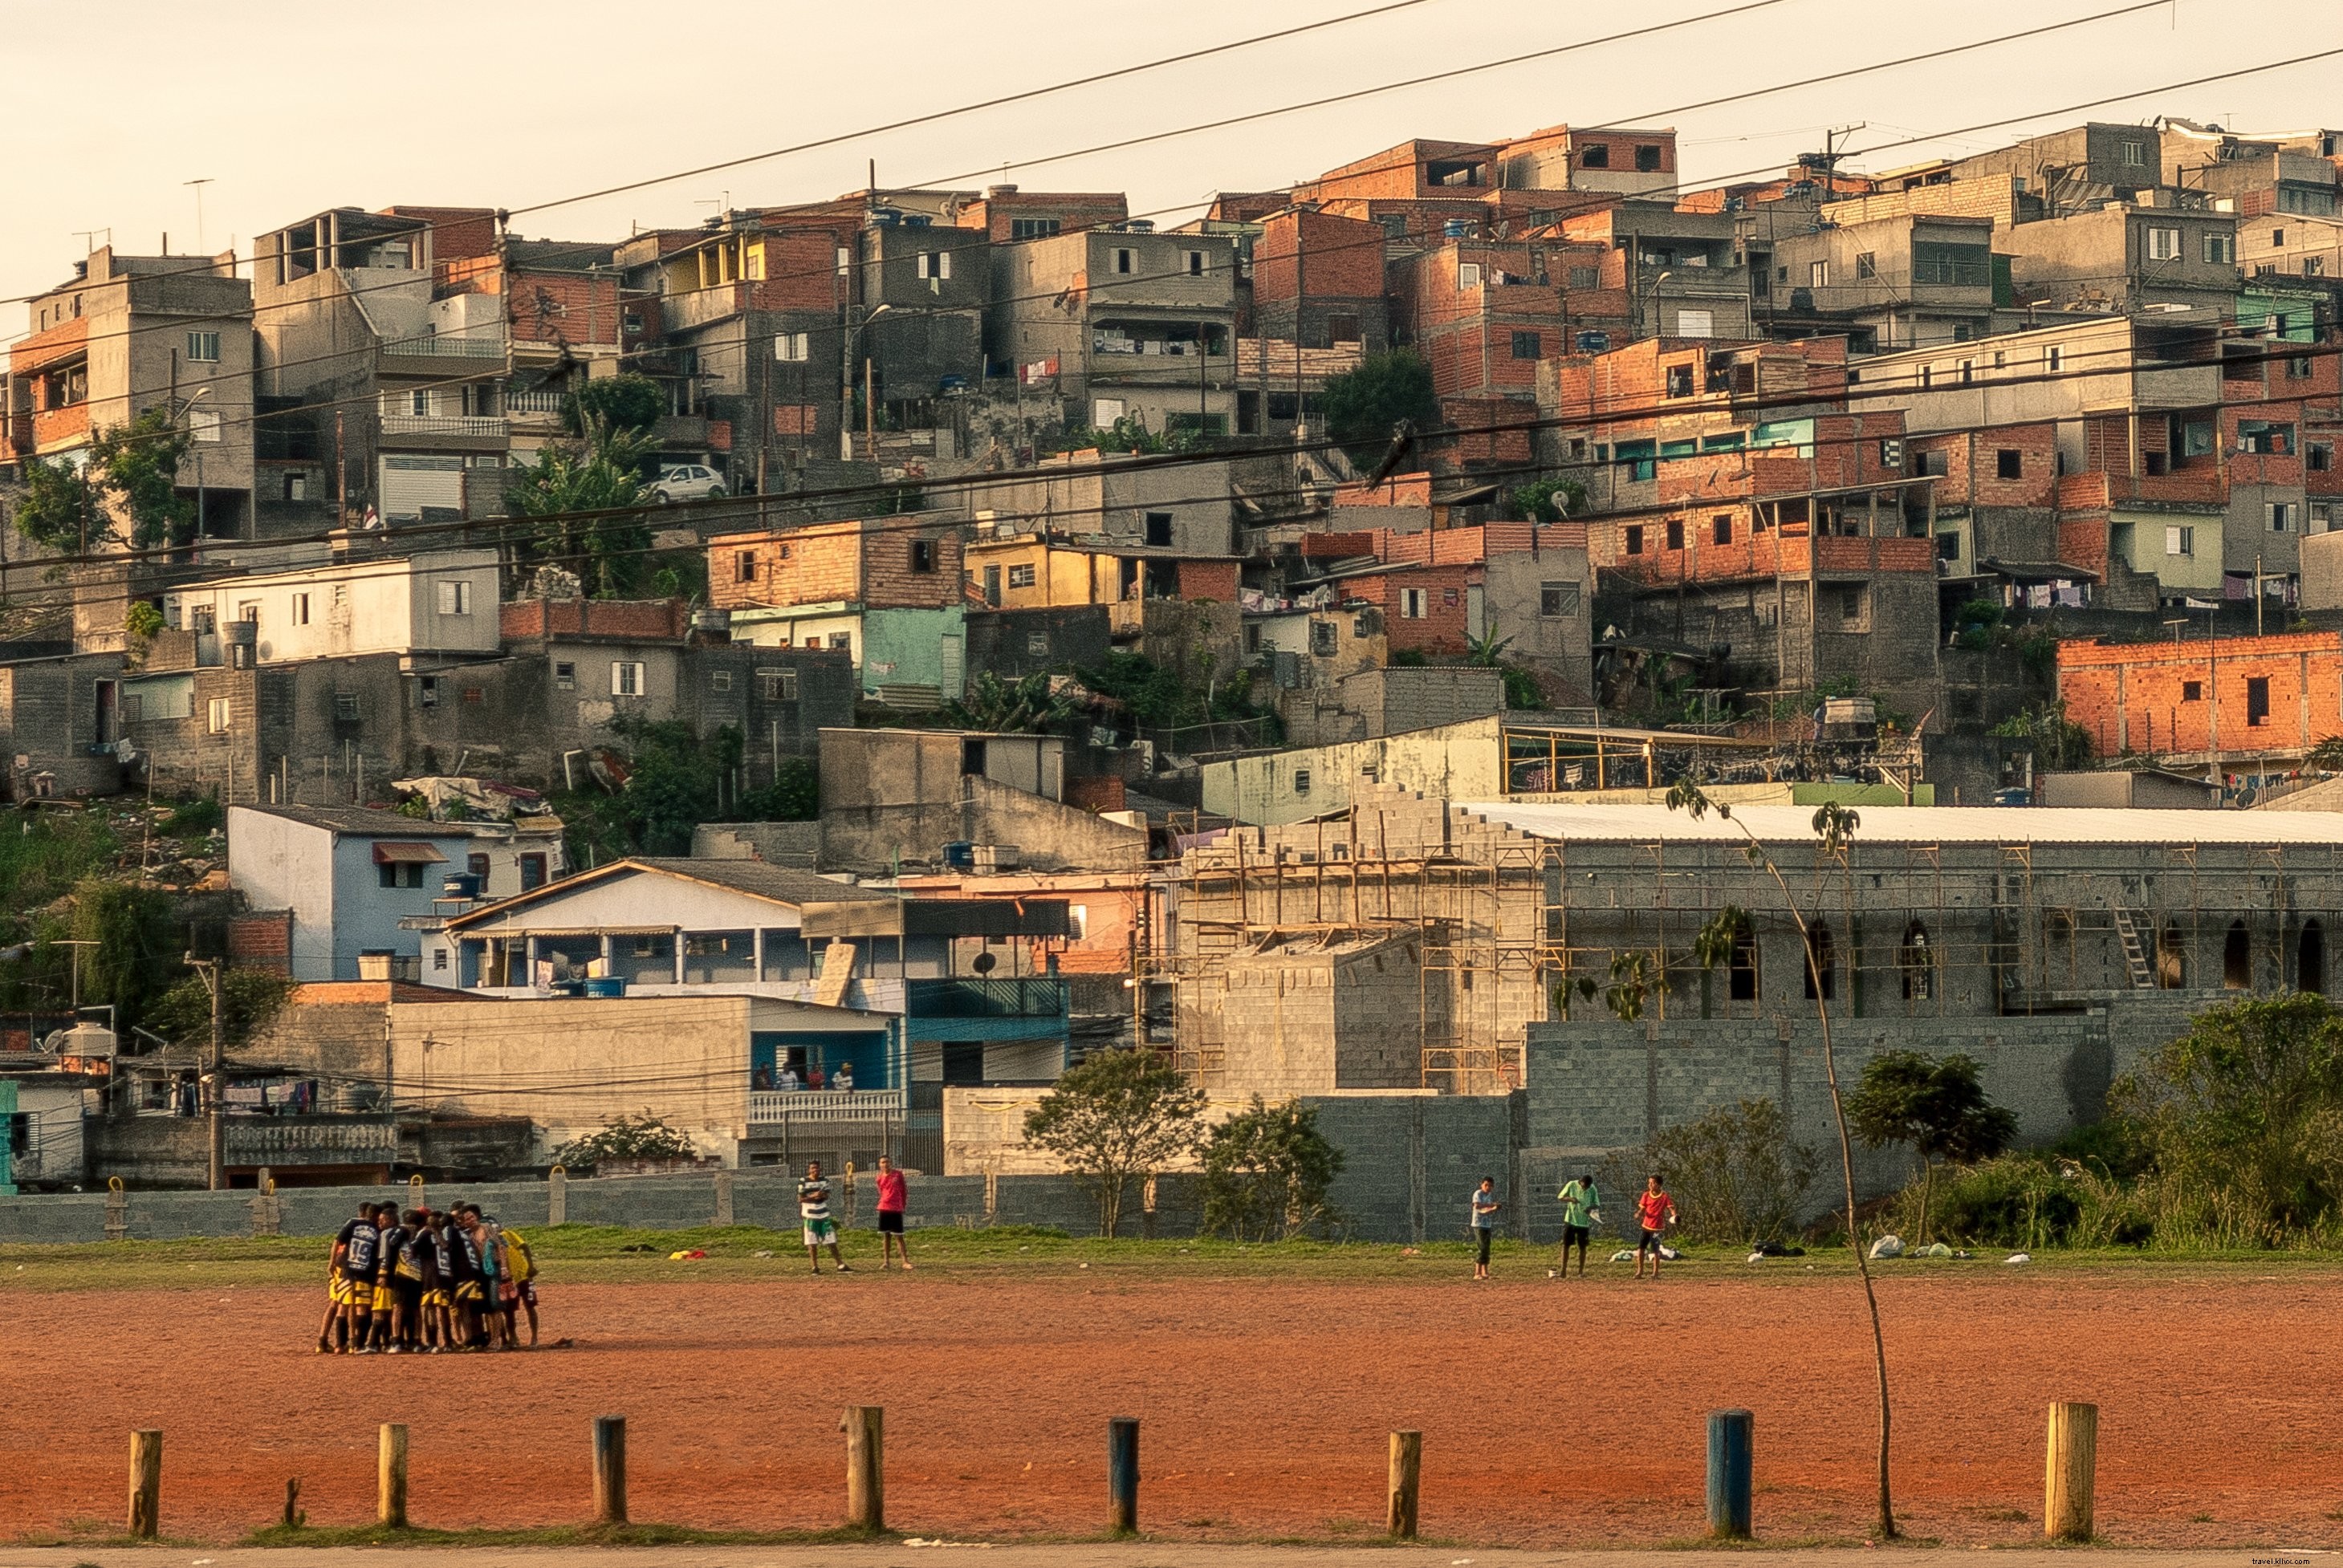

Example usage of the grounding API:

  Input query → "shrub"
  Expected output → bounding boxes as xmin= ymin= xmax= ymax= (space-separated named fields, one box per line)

xmin=1199 ymin=1096 xmax=1345 ymax=1241
xmin=551 ymin=1111 xmax=699 ymax=1171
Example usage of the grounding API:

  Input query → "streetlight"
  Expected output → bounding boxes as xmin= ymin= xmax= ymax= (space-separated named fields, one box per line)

xmin=841 ymin=303 xmax=894 ymax=462
xmin=1647 ymin=269 xmax=1674 ymax=339
xmin=179 ymin=385 xmax=212 ymax=542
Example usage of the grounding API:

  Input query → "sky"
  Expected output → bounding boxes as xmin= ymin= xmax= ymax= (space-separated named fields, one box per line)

xmin=2 ymin=0 xmax=2337 ymax=343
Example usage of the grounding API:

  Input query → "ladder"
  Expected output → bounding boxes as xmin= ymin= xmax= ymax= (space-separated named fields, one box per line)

xmin=2112 ymin=908 xmax=2154 ymax=989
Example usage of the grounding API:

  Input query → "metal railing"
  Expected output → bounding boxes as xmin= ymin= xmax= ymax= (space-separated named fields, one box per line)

xmin=505 ymin=388 xmax=569 ymax=415
xmin=380 ymin=414 xmax=506 ymax=437
xmin=904 ymin=978 xmax=1069 ymax=1019
xmin=748 ymin=1088 xmax=906 ymax=1126
xmin=382 ymin=334 xmax=506 ymax=360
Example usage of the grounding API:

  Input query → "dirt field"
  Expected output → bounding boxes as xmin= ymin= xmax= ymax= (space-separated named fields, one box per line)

xmin=3 ymin=1259 xmax=2339 ymax=1548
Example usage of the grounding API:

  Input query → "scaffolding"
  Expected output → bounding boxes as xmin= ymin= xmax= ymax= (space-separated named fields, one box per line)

xmin=1145 ymin=786 xmax=2343 ymax=1096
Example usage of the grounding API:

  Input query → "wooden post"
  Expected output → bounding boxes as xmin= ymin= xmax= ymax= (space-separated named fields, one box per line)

xmin=128 ymin=1430 xmax=161 ymax=1539
xmin=842 ymin=1405 xmax=884 ymax=1532
xmin=1108 ymin=1417 xmax=1140 ymax=1535
xmin=593 ymin=1416 xmax=627 ymax=1525
xmin=1387 ymin=1430 xmax=1421 ymax=1540
xmin=2044 ymin=1401 xmax=2098 ymax=1542
xmin=1706 ymin=1408 xmax=1754 ymax=1539
xmin=378 ymin=1424 xmax=409 ymax=1529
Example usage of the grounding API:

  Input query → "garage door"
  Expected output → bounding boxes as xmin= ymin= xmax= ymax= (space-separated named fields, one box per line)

xmin=380 ymin=455 xmax=465 ymax=521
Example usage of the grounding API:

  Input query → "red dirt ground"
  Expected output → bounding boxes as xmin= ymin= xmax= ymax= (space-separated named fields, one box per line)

xmin=2 ymin=1266 xmax=2338 ymax=1547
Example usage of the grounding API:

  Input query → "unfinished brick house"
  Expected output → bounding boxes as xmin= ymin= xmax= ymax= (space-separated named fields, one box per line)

xmin=2056 ymin=630 xmax=2343 ymax=763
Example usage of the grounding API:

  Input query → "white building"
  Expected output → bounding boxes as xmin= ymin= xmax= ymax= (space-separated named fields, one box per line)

xmin=163 ymin=549 xmax=502 ymax=665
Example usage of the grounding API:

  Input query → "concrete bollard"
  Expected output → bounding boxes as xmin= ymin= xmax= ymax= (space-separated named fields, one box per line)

xmin=2045 ymin=1402 xmax=2098 ymax=1542
xmin=378 ymin=1424 xmax=409 ymax=1528
xmin=593 ymin=1416 xmax=627 ymax=1525
xmin=1108 ymin=1417 xmax=1140 ymax=1535
xmin=1706 ymin=1408 xmax=1754 ymax=1539
xmin=128 ymin=1430 xmax=161 ymax=1539
xmin=843 ymin=1406 xmax=884 ymax=1532
xmin=1387 ymin=1430 xmax=1422 ymax=1539
xmin=714 ymin=1169 xmax=734 ymax=1227
xmin=105 ymin=1176 xmax=129 ymax=1242
xmin=549 ymin=1164 xmax=567 ymax=1227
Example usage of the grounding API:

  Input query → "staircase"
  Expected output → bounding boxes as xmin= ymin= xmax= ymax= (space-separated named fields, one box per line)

xmin=2112 ymin=908 xmax=2154 ymax=989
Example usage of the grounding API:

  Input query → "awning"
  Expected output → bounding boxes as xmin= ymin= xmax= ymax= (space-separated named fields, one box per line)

xmin=372 ymin=841 xmax=449 ymax=866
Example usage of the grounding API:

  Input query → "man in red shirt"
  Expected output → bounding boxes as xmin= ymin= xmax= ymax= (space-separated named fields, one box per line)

xmin=1634 ymin=1173 xmax=1678 ymax=1280
xmin=875 ymin=1155 xmax=913 ymax=1270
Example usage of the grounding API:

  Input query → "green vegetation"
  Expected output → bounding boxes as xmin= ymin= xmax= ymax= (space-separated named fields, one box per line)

xmin=1078 ymin=650 xmax=1275 ymax=737
xmin=551 ymin=1111 xmax=701 ymax=1172
xmin=1507 ymin=476 xmax=1585 ymax=522
xmin=1845 ymin=1051 xmax=2017 ymax=1244
xmin=15 ymin=407 xmax=197 ymax=553
xmin=562 ymin=373 xmax=666 ymax=443
xmin=1605 ymin=1097 xmax=1817 ymax=1248
xmin=144 ymin=967 xmax=291 ymax=1051
xmin=1023 ymin=1047 xmax=1206 ymax=1237
xmin=1321 ymin=348 xmax=1439 ymax=467
xmin=555 ymin=717 xmax=817 ymax=863
xmin=510 ymin=376 xmax=669 ymax=599
xmin=1465 ymin=623 xmax=1544 ymax=711
xmin=941 ymin=670 xmax=1085 ymax=734
xmin=1991 ymin=700 xmax=2093 ymax=771
xmin=1199 ymin=1096 xmax=1345 ymax=1241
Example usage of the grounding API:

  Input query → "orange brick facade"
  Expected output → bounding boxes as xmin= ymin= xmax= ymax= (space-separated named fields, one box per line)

xmin=2057 ymin=632 xmax=2343 ymax=758
xmin=710 ymin=521 xmax=964 ymax=611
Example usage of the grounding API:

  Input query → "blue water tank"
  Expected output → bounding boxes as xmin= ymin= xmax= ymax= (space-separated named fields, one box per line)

xmin=942 ymin=841 xmax=977 ymax=870
xmin=583 ymin=977 xmax=627 ymax=999
xmin=1443 ymin=218 xmax=1474 ymax=238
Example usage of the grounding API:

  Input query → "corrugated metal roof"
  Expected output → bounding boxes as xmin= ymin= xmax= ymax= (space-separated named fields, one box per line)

xmin=1458 ymin=802 xmax=2343 ymax=847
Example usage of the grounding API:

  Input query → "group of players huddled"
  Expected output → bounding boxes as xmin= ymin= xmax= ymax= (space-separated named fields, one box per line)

xmin=319 ymin=1200 xmax=540 ymax=1354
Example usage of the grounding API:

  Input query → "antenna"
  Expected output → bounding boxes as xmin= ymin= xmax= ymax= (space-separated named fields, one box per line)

xmin=185 ymin=177 xmax=215 ymax=253
xmin=72 ymin=227 xmax=112 ymax=254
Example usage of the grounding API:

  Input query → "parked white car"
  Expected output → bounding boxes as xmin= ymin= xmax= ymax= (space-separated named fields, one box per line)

xmin=649 ymin=464 xmax=726 ymax=503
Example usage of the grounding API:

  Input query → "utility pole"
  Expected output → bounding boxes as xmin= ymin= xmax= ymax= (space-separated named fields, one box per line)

xmin=186 ymin=954 xmax=224 ymax=1190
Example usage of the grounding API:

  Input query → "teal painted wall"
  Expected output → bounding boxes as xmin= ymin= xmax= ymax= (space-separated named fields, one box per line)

xmin=859 ymin=607 xmax=967 ymax=698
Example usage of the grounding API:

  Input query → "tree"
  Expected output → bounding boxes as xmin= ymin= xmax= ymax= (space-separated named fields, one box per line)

xmin=1322 ymin=349 xmax=1439 ymax=467
xmin=551 ymin=1111 xmax=700 ymax=1172
xmin=146 ymin=966 xmax=293 ymax=1051
xmin=14 ymin=408 xmax=196 ymax=553
xmin=2111 ymin=992 xmax=2343 ymax=1246
xmin=1629 ymin=1098 xmax=1817 ymax=1246
xmin=941 ymin=671 xmax=1084 ymax=735
xmin=1508 ymin=477 xmax=1586 ymax=523
xmin=1991 ymin=701 xmax=2093 ymax=773
xmin=63 ymin=879 xmax=177 ymax=1030
xmin=506 ymin=414 xmax=655 ymax=598
xmin=1466 ymin=623 xmax=1545 ymax=712
xmin=1022 ymin=1047 xmax=1205 ymax=1237
xmin=563 ymin=374 xmax=665 ymax=443
xmin=1845 ymin=1051 xmax=2018 ymax=1242
xmin=1199 ymin=1096 xmax=1346 ymax=1240
xmin=1674 ymin=784 xmax=1898 ymax=1539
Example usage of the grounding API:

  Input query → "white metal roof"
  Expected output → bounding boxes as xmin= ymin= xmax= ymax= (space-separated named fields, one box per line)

xmin=1458 ymin=802 xmax=2343 ymax=848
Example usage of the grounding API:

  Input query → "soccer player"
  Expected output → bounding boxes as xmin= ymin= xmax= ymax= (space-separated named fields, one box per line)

xmin=799 ymin=1161 xmax=848 ymax=1273
xmin=425 ymin=1211 xmax=461 ymax=1351
xmin=317 ymin=1225 xmax=354 ymax=1355
xmin=502 ymin=1221 xmax=541 ymax=1346
xmin=1470 ymin=1176 xmax=1502 ymax=1280
xmin=1634 ymin=1173 xmax=1678 ymax=1281
xmin=442 ymin=1205 xmax=486 ymax=1348
xmin=334 ymin=1200 xmax=381 ymax=1352
xmin=874 ymin=1156 xmax=912 ymax=1271
xmin=370 ymin=1203 xmax=409 ymax=1351
xmin=1555 ymin=1172 xmax=1601 ymax=1279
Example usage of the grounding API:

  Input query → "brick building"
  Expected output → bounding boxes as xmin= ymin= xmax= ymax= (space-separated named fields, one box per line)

xmin=2056 ymin=631 xmax=2343 ymax=762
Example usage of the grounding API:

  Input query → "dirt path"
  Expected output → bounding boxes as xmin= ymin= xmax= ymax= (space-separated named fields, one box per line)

xmin=3 ymin=1265 xmax=2336 ymax=1547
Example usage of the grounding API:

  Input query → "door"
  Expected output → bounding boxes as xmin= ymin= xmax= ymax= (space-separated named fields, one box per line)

xmin=938 ymin=633 xmax=964 ymax=700
xmin=941 ymin=1042 xmax=985 ymax=1085
xmin=1466 ymin=584 xmax=1486 ymax=641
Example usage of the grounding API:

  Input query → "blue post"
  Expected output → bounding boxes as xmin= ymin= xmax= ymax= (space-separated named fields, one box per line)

xmin=1108 ymin=1417 xmax=1140 ymax=1534
xmin=1707 ymin=1408 xmax=1753 ymax=1538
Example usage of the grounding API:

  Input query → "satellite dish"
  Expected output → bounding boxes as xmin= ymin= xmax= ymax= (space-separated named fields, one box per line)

xmin=971 ymin=952 xmax=997 ymax=975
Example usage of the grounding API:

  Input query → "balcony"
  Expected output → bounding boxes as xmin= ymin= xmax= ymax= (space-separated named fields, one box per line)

xmin=905 ymin=977 xmax=1069 ymax=1019
xmin=382 ymin=333 xmax=506 ymax=360
xmin=748 ymin=1088 xmax=906 ymax=1127
xmin=380 ymin=413 xmax=507 ymax=438
xmin=223 ymin=1113 xmax=400 ymax=1166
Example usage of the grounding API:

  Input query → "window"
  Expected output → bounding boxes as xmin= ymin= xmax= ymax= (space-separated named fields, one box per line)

xmin=291 ymin=593 xmax=311 ymax=626
xmin=774 ymin=331 xmax=811 ymax=361
xmin=206 ymin=697 xmax=230 ymax=733
xmin=519 ymin=854 xmax=547 ymax=892
xmin=2121 ymin=140 xmax=2146 ymax=167
xmin=2268 ymin=502 xmax=2296 ymax=533
xmin=710 ymin=670 xmax=732 ymax=693
xmin=433 ymin=947 xmax=449 ymax=971
xmin=909 ymin=538 xmax=938 ymax=574
xmin=2182 ymin=680 xmax=2203 ymax=701
xmin=1581 ymin=144 xmax=1610 ymax=168
xmin=436 ymin=580 xmax=472 ymax=615
xmin=1009 ymin=217 xmax=1060 ymax=240
xmin=554 ymin=660 xmax=576 ymax=690
xmin=2046 ymin=346 xmax=2064 ymax=373
xmin=1727 ymin=924 xmax=1759 ymax=1001
xmin=1995 ymin=449 xmax=2023 ymax=480
xmin=1665 ymin=518 xmax=1685 ymax=550
xmin=2305 ymin=258 xmax=2326 ymax=278
xmin=1804 ymin=922 xmax=1836 ymax=1001
xmin=2247 ymin=676 xmax=2271 ymax=727
xmin=2203 ymin=232 xmax=2235 ymax=265
xmin=418 ymin=675 xmax=441 ymax=708
xmin=735 ymin=550 xmax=756 ymax=583
xmin=1113 ymin=248 xmax=1135 ymax=274
xmin=828 ymin=632 xmax=852 ymax=651
xmin=2166 ymin=525 xmax=2195 ymax=558
xmin=379 ymin=861 xmax=425 ymax=890
xmin=1959 ymin=359 xmax=1975 ymax=384
xmin=1675 ymin=308 xmax=1714 ymax=339
xmin=1856 ymin=252 xmax=1877 ymax=279
xmin=283 ymin=473 xmax=307 ymax=502
xmin=759 ymin=668 xmax=799 ymax=701
xmin=2242 ymin=420 xmax=2296 ymax=455
xmin=1809 ymin=260 xmax=1829 ymax=287
xmin=2311 ymin=443 xmax=2333 ymax=473
xmin=1511 ymin=330 xmax=1541 ymax=360
xmin=1899 ymin=921 xmax=1933 ymax=1002
xmin=408 ymin=389 xmax=431 ymax=416
xmin=1007 ymin=564 xmax=1036 ymax=589
xmin=1144 ymin=511 xmax=1174 ymax=547
xmin=1937 ymin=531 xmax=1962 ymax=563
xmin=1185 ymin=250 xmax=1206 ymax=278
xmin=1568 ymin=265 xmax=1599 ymax=290
xmin=2146 ymin=226 xmax=2181 ymax=261
xmin=1292 ymin=769 xmax=1312 ymax=798
xmin=185 ymin=330 xmax=220 ymax=362
xmin=1399 ymin=587 xmax=1427 ymax=618
xmin=2225 ymin=920 xmax=2252 ymax=988
xmin=1711 ymin=514 xmax=1732 ymax=546
xmin=1540 ymin=582 xmax=1581 ymax=618
xmin=612 ymin=661 xmax=645 ymax=697
xmin=335 ymin=692 xmax=360 ymax=721
xmin=1625 ymin=524 xmax=1645 ymax=555
xmin=2158 ymin=924 xmax=2186 ymax=989
xmin=1665 ymin=364 xmax=1694 ymax=397
xmin=1633 ymin=144 xmax=1662 ymax=172
xmin=189 ymin=408 xmax=221 ymax=444
xmin=915 ymin=250 xmax=952 ymax=280
xmin=1310 ymin=620 xmax=1337 ymax=657
xmin=1836 ymin=583 xmax=1867 ymax=627
xmin=1457 ymin=262 xmax=1482 ymax=290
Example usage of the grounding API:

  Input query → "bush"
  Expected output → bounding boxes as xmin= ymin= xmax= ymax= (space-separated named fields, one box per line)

xmin=1604 ymin=1097 xmax=1817 ymax=1246
xmin=161 ymin=796 xmax=223 ymax=837
xmin=1199 ymin=1096 xmax=1345 ymax=1241
xmin=551 ymin=1111 xmax=699 ymax=1171
xmin=1886 ymin=1153 xmax=2154 ymax=1251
